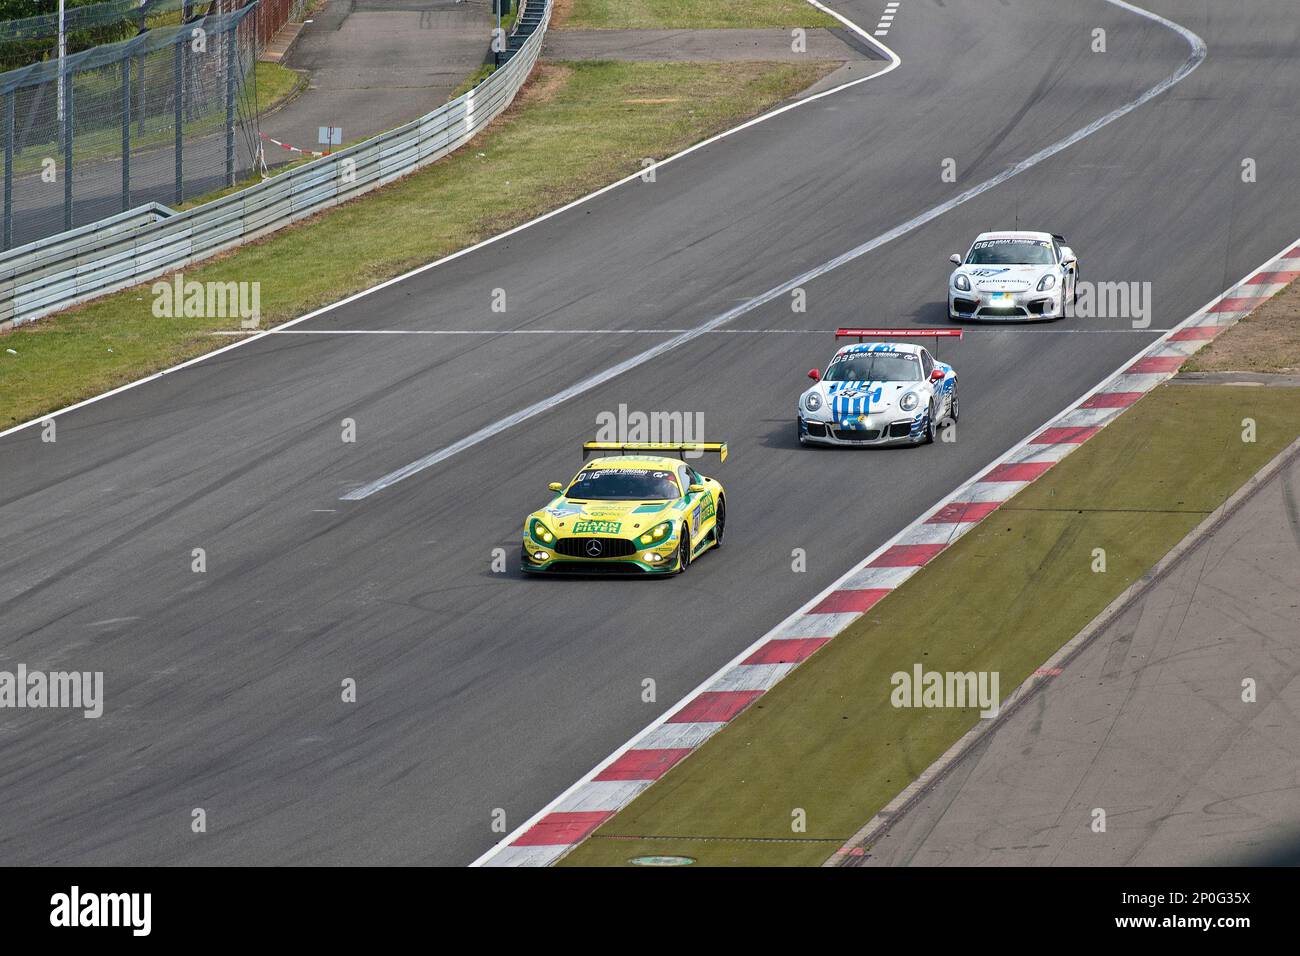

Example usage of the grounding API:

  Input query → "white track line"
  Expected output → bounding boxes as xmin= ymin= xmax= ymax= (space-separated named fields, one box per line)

xmin=0 ymin=4 xmax=898 ymax=444
xmin=343 ymin=1 xmax=1205 ymax=502
xmin=469 ymin=0 xmax=1210 ymax=867
xmin=211 ymin=327 xmax=1175 ymax=336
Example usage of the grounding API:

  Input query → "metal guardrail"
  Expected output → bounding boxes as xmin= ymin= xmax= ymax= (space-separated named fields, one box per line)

xmin=0 ymin=0 xmax=551 ymax=330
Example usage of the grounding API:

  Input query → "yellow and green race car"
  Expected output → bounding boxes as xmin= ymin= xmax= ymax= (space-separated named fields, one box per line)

xmin=521 ymin=441 xmax=728 ymax=575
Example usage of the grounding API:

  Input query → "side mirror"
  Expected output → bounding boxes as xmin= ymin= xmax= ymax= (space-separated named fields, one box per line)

xmin=807 ymin=368 xmax=821 ymax=382
xmin=949 ymin=254 xmax=962 ymax=265
xmin=929 ymin=368 xmax=945 ymax=382
xmin=548 ymin=482 xmax=563 ymax=493
xmin=687 ymin=483 xmax=707 ymax=494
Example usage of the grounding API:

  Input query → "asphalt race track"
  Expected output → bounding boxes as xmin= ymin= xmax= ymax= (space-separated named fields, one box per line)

xmin=2 ymin=0 xmax=1299 ymax=865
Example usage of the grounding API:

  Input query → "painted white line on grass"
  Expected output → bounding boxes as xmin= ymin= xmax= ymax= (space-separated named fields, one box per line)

xmin=344 ymin=2 xmax=1205 ymax=502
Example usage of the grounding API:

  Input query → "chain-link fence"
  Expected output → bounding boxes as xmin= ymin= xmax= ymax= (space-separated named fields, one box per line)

xmin=1 ymin=2 xmax=262 ymax=250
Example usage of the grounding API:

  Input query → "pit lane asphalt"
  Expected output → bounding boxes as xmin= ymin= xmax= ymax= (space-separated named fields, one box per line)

xmin=2 ymin=0 xmax=1298 ymax=864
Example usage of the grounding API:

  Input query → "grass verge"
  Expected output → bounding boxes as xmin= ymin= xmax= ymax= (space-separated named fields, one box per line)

xmin=1182 ymin=275 xmax=1300 ymax=373
xmin=555 ymin=0 xmax=838 ymax=30
xmin=560 ymin=381 xmax=1300 ymax=865
xmin=0 ymin=58 xmax=836 ymax=427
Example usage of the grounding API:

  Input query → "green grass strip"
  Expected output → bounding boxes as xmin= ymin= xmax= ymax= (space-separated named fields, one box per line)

xmin=0 ymin=59 xmax=836 ymax=427
xmin=561 ymin=383 xmax=1300 ymax=866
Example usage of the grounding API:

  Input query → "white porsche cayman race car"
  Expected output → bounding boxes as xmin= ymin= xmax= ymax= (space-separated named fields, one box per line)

xmin=798 ymin=329 xmax=960 ymax=447
xmin=948 ymin=230 xmax=1078 ymax=321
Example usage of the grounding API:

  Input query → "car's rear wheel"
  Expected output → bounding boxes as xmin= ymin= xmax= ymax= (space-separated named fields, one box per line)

xmin=676 ymin=525 xmax=692 ymax=573
xmin=713 ymin=497 xmax=726 ymax=549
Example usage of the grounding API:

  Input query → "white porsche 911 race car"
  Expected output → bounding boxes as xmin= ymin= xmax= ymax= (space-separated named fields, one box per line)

xmin=797 ymin=329 xmax=960 ymax=447
xmin=948 ymin=230 xmax=1078 ymax=321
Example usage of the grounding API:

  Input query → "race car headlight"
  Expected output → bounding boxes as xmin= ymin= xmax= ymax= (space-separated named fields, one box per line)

xmin=899 ymin=391 xmax=920 ymax=412
xmin=528 ymin=518 xmax=556 ymax=545
xmin=804 ymin=392 xmax=822 ymax=413
xmin=1037 ymin=274 xmax=1057 ymax=292
xmin=954 ymin=274 xmax=971 ymax=292
xmin=638 ymin=522 xmax=673 ymax=547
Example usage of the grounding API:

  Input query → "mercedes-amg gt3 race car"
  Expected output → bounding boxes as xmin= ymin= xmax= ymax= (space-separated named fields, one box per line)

xmin=798 ymin=329 xmax=959 ymax=447
xmin=948 ymin=230 xmax=1079 ymax=321
xmin=521 ymin=442 xmax=727 ymax=575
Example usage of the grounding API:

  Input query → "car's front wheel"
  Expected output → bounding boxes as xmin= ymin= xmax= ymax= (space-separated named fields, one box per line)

xmin=713 ymin=497 xmax=726 ymax=549
xmin=922 ymin=404 xmax=937 ymax=444
xmin=676 ymin=524 xmax=692 ymax=573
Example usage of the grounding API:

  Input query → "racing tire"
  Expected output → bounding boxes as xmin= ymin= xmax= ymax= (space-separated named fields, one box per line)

xmin=713 ymin=497 xmax=726 ymax=549
xmin=946 ymin=383 xmax=960 ymax=423
xmin=922 ymin=405 xmax=937 ymax=445
xmin=676 ymin=525 xmax=692 ymax=574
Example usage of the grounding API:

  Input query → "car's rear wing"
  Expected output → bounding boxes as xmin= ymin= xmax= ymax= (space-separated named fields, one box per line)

xmin=835 ymin=327 xmax=963 ymax=358
xmin=582 ymin=441 xmax=728 ymax=463
xmin=835 ymin=328 xmax=964 ymax=342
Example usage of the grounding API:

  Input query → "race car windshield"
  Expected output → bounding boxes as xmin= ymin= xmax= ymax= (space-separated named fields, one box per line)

xmin=825 ymin=352 xmax=923 ymax=382
xmin=966 ymin=239 xmax=1055 ymax=265
xmin=566 ymin=468 xmax=681 ymax=500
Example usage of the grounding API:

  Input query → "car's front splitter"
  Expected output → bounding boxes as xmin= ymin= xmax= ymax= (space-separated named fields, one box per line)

xmin=798 ymin=416 xmax=926 ymax=447
xmin=520 ymin=544 xmax=678 ymax=574
xmin=949 ymin=291 xmax=1065 ymax=321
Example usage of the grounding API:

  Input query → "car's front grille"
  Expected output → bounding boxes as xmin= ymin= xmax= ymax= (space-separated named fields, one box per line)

xmin=953 ymin=297 xmax=979 ymax=312
xmin=804 ymin=421 xmax=828 ymax=438
xmin=979 ymin=306 xmax=1027 ymax=317
xmin=1027 ymin=298 xmax=1054 ymax=315
xmin=833 ymin=428 xmax=881 ymax=442
xmin=555 ymin=537 xmax=637 ymax=558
